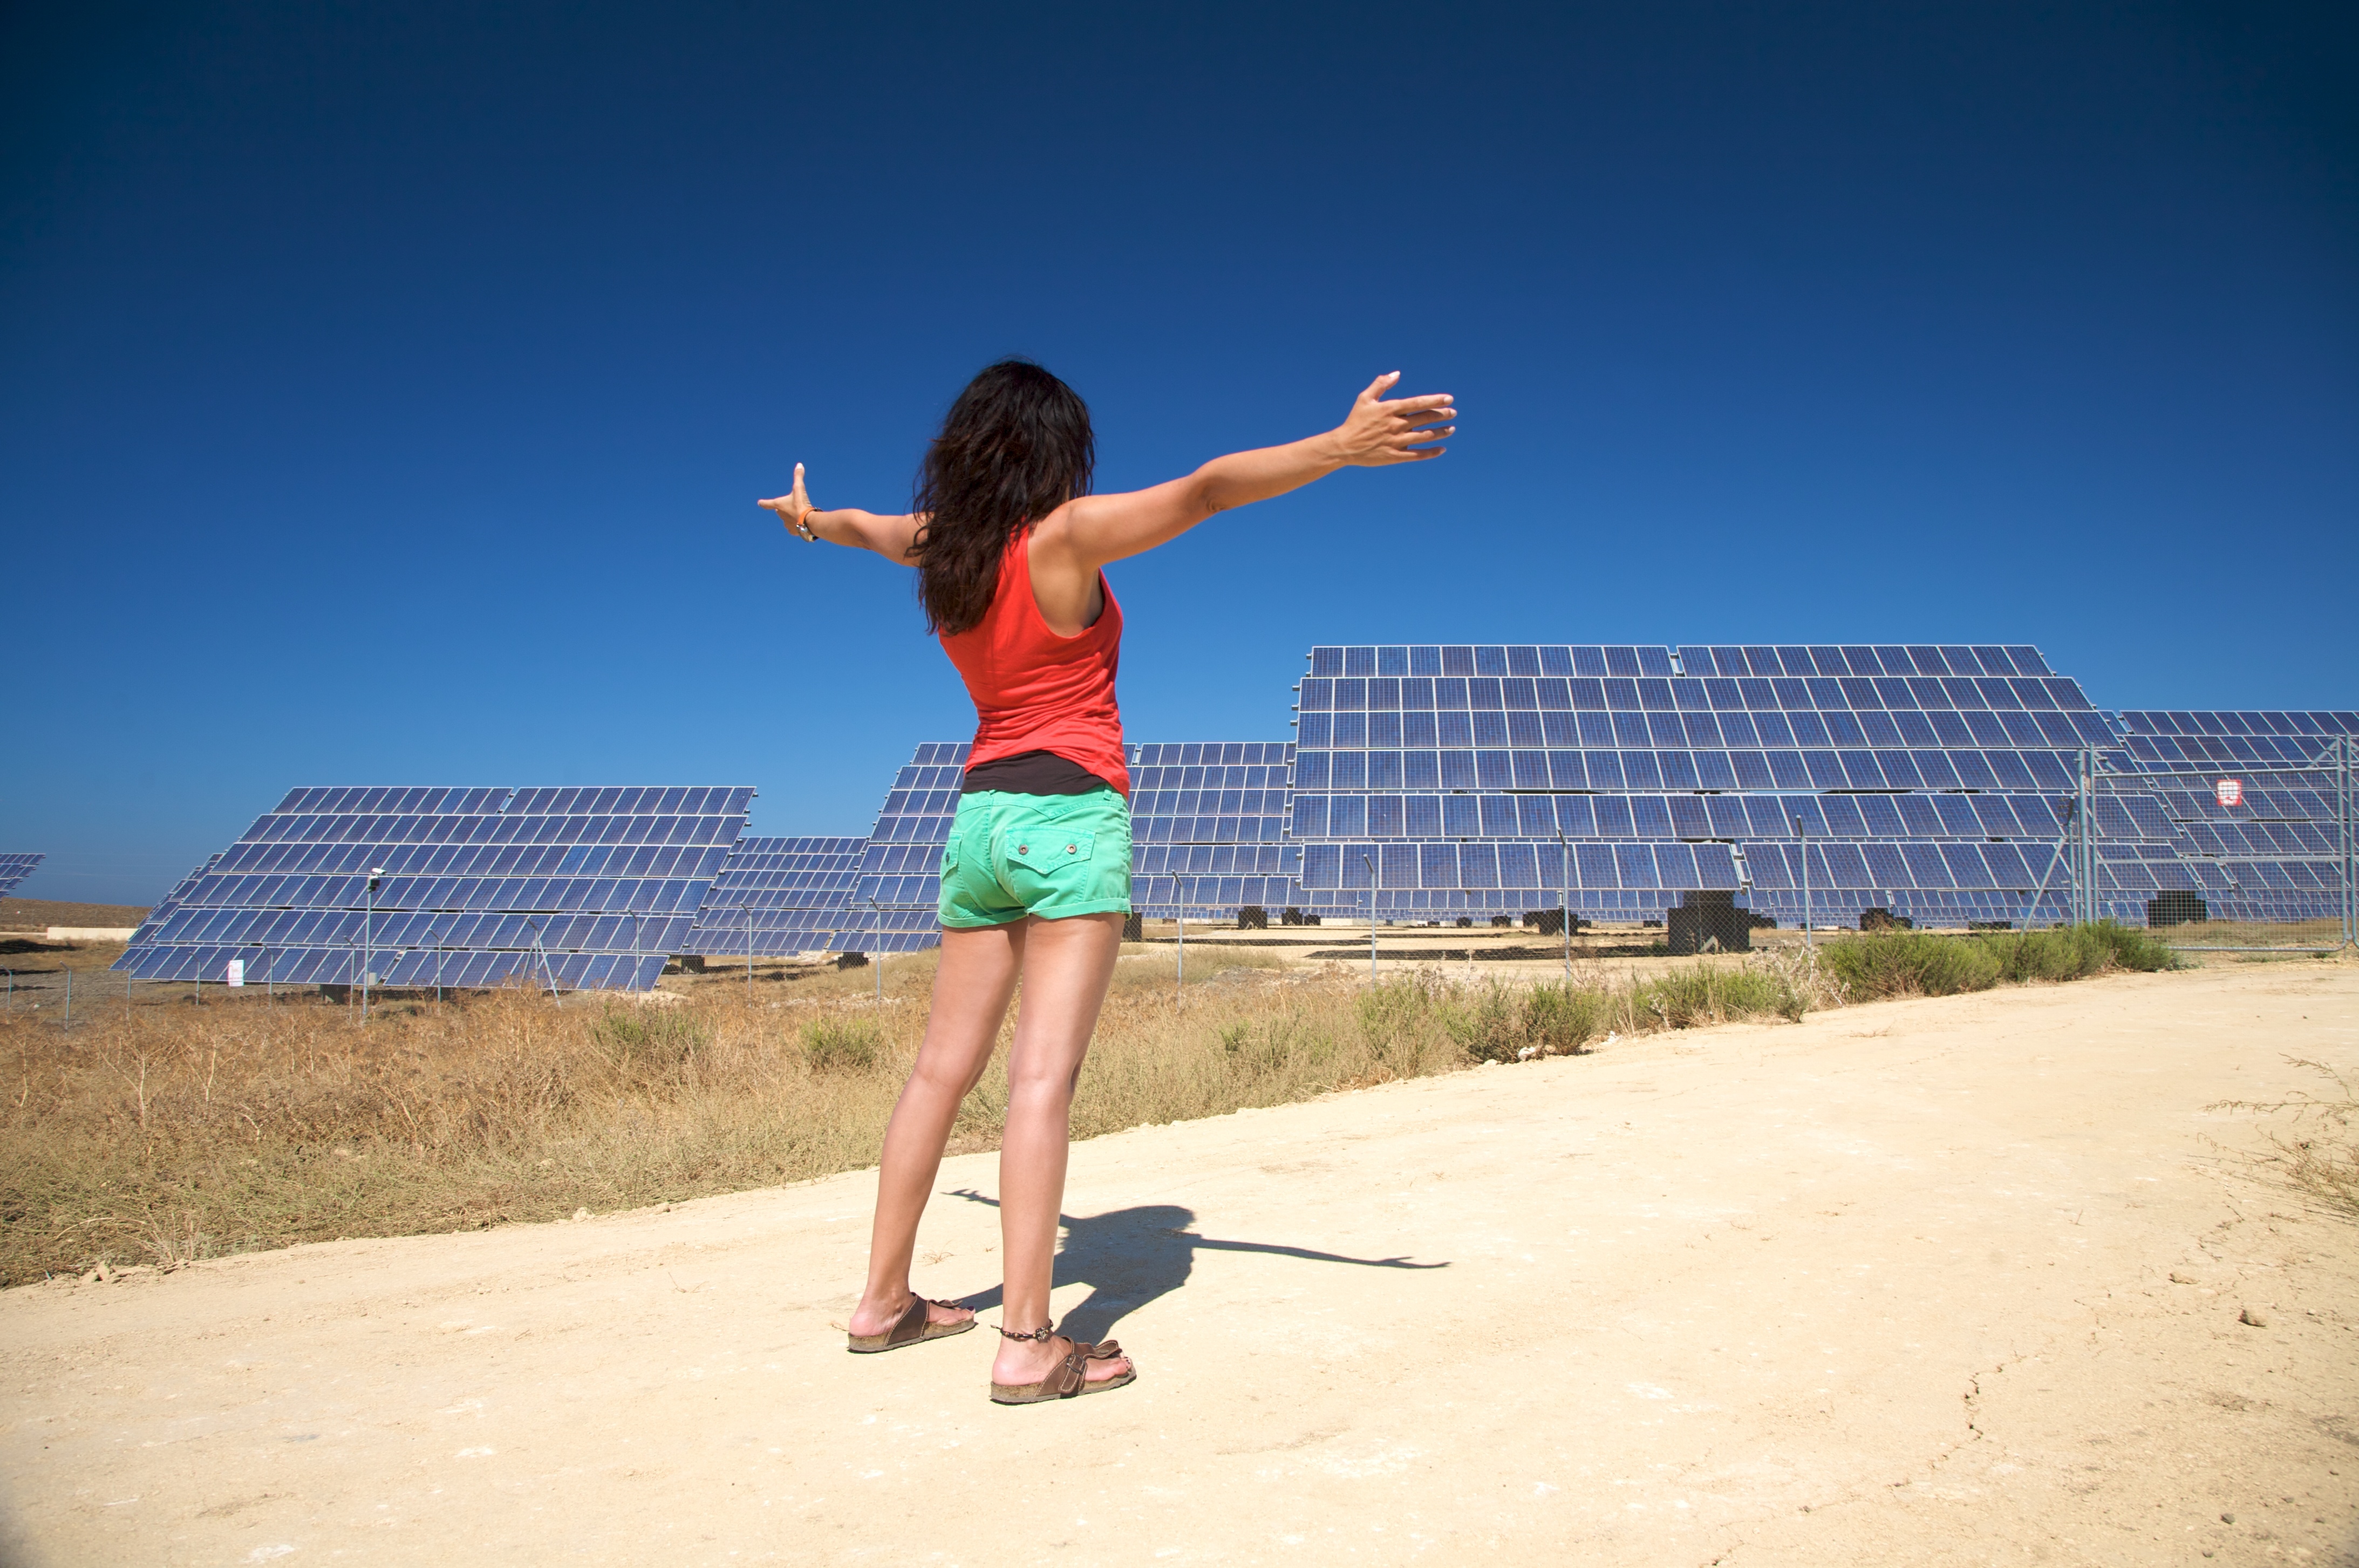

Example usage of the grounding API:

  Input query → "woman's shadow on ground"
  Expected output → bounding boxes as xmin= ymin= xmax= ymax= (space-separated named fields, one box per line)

xmin=943 ymin=1188 xmax=1447 ymax=1343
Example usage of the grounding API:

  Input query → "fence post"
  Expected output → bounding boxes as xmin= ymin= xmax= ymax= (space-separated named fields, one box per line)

xmin=2075 ymin=749 xmax=2092 ymax=927
xmin=1556 ymin=826 xmax=1571 ymax=978
xmin=2343 ymin=737 xmax=2355 ymax=949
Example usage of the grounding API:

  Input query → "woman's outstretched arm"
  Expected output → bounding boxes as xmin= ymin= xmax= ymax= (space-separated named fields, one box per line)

xmin=756 ymin=370 xmax=1451 ymax=571
xmin=1037 ymin=371 xmax=1454 ymax=571
xmin=756 ymin=465 xmax=923 ymax=561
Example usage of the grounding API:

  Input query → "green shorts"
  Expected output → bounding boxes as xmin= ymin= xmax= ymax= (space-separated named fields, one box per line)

xmin=937 ymin=787 xmax=1133 ymax=928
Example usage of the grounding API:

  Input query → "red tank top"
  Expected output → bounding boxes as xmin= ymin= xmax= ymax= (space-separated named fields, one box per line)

xmin=938 ymin=527 xmax=1129 ymax=795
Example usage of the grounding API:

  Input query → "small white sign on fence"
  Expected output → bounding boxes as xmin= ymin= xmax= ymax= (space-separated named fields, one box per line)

xmin=225 ymin=959 xmax=244 ymax=987
xmin=2215 ymin=778 xmax=2243 ymax=809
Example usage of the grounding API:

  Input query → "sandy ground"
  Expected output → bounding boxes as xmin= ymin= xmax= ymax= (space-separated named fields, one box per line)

xmin=3 ymin=962 xmax=2355 ymax=1567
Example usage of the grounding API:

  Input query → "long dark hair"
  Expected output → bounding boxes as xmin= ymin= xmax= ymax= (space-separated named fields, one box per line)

xmin=910 ymin=359 xmax=1095 ymax=636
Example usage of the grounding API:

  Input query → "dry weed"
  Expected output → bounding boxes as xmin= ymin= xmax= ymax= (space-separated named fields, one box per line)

xmin=2213 ymin=1057 xmax=2359 ymax=1221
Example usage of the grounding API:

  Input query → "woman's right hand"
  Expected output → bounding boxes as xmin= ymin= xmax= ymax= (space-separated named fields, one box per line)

xmin=757 ymin=462 xmax=820 ymax=537
xmin=1330 ymin=372 xmax=1456 ymax=466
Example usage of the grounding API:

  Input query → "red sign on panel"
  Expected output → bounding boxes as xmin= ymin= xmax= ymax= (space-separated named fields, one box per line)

xmin=2216 ymin=778 xmax=2243 ymax=808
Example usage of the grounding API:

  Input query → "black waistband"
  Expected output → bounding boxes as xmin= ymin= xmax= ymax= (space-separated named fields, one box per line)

xmin=961 ymin=750 xmax=1116 ymax=796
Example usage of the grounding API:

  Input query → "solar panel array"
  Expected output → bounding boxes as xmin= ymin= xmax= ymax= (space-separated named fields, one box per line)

xmin=2103 ymin=711 xmax=2359 ymax=924
xmin=2115 ymin=709 xmax=2359 ymax=768
xmin=115 ymin=786 xmax=752 ymax=990
xmin=683 ymin=836 xmax=868 ymax=956
xmin=1127 ymin=742 xmax=1326 ymax=916
xmin=0 ymin=853 xmax=44 ymax=904
xmin=855 ymin=742 xmax=971 ymax=951
xmin=1292 ymin=644 xmax=2098 ymax=926
xmin=115 ymin=661 xmax=2346 ymax=980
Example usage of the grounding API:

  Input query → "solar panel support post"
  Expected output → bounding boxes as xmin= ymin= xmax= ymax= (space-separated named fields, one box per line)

xmin=1556 ymin=826 xmax=1571 ymax=978
xmin=361 ymin=868 xmax=381 ymax=1024
xmin=1794 ymin=817 xmax=1812 ymax=953
xmin=524 ymin=917 xmax=562 ymax=1005
xmin=865 ymin=898 xmax=882 ymax=1003
xmin=1175 ymin=894 xmax=1184 ymax=1004
xmin=2023 ymin=829 xmax=2069 ymax=932
xmin=1361 ymin=854 xmax=1378 ymax=979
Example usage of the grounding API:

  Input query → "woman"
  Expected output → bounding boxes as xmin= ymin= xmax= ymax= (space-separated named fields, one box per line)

xmin=758 ymin=361 xmax=1454 ymax=1403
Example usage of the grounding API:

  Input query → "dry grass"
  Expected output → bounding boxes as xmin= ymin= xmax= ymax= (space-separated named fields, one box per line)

xmin=0 ymin=898 xmax=151 ymax=931
xmin=2214 ymin=1058 xmax=2359 ymax=1222
xmin=2155 ymin=918 xmax=2347 ymax=951
xmin=0 ymin=926 xmax=2178 ymax=1284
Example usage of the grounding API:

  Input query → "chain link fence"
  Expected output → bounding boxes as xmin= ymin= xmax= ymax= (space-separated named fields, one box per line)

xmin=2079 ymin=739 xmax=2355 ymax=951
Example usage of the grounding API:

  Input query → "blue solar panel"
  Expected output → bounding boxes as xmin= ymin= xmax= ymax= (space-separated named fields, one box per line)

xmin=685 ymin=836 xmax=867 ymax=956
xmin=1126 ymin=741 xmax=1335 ymax=916
xmin=0 ymin=853 xmax=43 ymax=903
xmin=113 ymin=787 xmax=753 ymax=990
xmin=846 ymin=742 xmax=969 ymax=952
xmin=1290 ymin=642 xmax=2104 ymax=925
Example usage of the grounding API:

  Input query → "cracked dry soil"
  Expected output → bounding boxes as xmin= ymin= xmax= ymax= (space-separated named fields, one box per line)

xmin=3 ymin=960 xmax=2356 ymax=1565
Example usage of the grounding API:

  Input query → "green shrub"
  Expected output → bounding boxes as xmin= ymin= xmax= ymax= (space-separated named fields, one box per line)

xmin=1980 ymin=927 xmax=2085 ymax=982
xmin=1631 ymin=964 xmax=1810 ymax=1026
xmin=801 ymin=1017 xmax=883 ymax=1073
xmin=2083 ymin=921 xmax=2184 ymax=973
xmin=1827 ymin=922 xmax=2183 ymax=1000
xmin=1443 ymin=983 xmax=1528 ymax=1062
xmin=1355 ymin=973 xmax=1454 ymax=1066
xmin=1821 ymin=932 xmax=2003 ymax=999
xmin=1524 ymin=982 xmax=1613 ymax=1054
xmin=593 ymin=1006 xmax=711 ymax=1069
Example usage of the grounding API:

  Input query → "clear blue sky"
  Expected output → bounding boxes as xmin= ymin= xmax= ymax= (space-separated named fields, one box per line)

xmin=4 ymin=2 xmax=2354 ymax=905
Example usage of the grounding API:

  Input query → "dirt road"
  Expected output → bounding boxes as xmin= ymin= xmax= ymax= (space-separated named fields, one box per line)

xmin=4 ymin=962 xmax=2355 ymax=1566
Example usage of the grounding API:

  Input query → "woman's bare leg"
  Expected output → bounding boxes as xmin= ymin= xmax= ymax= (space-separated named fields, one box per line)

xmin=847 ymin=922 xmax=1024 ymax=1338
xmin=988 ymin=911 xmax=1132 ymax=1388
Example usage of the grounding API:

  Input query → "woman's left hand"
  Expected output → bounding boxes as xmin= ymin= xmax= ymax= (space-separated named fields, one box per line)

xmin=758 ymin=463 xmax=818 ymax=538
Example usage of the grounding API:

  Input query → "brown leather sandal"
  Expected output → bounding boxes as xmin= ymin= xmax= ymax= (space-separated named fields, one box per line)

xmin=988 ymin=1324 xmax=1137 ymax=1405
xmin=846 ymin=1294 xmax=976 ymax=1354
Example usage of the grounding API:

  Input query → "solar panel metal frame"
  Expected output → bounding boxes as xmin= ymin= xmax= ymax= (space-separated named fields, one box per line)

xmin=0 ymin=853 xmax=44 ymax=904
